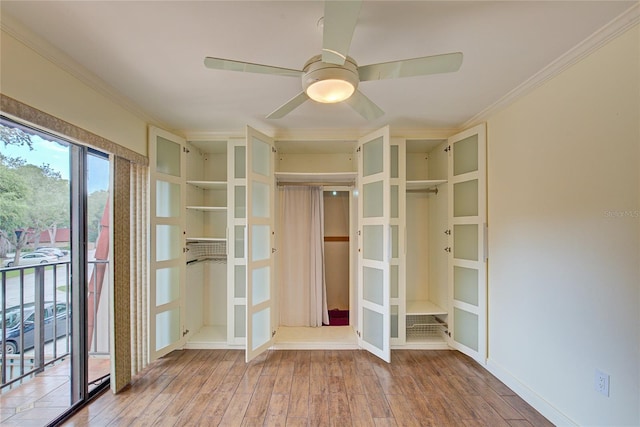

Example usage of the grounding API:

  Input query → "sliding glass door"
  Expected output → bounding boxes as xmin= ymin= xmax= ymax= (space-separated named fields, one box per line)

xmin=0 ymin=116 xmax=111 ymax=424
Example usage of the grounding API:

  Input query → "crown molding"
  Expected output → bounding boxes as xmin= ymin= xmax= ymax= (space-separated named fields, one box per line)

xmin=0 ymin=11 xmax=174 ymax=133
xmin=462 ymin=3 xmax=640 ymax=130
xmin=183 ymin=126 xmax=459 ymax=142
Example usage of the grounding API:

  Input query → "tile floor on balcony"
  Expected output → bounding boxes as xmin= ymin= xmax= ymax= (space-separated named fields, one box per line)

xmin=0 ymin=356 xmax=110 ymax=426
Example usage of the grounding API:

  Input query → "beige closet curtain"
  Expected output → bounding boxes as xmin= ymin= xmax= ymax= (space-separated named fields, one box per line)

xmin=278 ymin=186 xmax=329 ymax=327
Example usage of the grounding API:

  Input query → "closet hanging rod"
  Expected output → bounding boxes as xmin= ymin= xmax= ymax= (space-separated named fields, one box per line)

xmin=406 ymin=188 xmax=439 ymax=194
xmin=277 ymin=181 xmax=354 ymax=187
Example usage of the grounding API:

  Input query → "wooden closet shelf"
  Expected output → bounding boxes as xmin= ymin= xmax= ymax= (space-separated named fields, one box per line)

xmin=406 ymin=300 xmax=447 ymax=316
xmin=324 ymin=236 xmax=349 ymax=242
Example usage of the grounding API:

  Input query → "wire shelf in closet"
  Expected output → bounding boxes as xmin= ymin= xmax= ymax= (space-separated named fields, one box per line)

xmin=406 ymin=315 xmax=448 ymax=340
xmin=186 ymin=240 xmax=226 ymax=264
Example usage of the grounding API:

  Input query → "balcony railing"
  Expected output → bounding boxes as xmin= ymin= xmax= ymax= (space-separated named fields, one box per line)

xmin=0 ymin=259 xmax=110 ymax=391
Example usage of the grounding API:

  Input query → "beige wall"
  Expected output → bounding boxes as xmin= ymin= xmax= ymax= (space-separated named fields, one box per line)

xmin=1 ymin=30 xmax=147 ymax=156
xmin=277 ymin=153 xmax=356 ymax=173
xmin=487 ymin=24 xmax=639 ymax=425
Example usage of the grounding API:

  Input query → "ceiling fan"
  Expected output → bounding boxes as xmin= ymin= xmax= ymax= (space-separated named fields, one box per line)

xmin=204 ymin=1 xmax=462 ymax=120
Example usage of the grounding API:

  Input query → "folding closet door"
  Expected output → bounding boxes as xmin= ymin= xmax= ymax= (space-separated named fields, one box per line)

xmin=228 ymin=138 xmax=247 ymax=346
xmin=357 ymin=126 xmax=391 ymax=363
xmin=148 ymin=126 xmax=187 ymax=361
xmin=447 ymin=123 xmax=487 ymax=363
xmin=245 ymin=126 xmax=276 ymax=362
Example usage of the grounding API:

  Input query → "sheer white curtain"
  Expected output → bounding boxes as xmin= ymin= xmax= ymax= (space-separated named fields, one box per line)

xmin=278 ymin=186 xmax=329 ymax=327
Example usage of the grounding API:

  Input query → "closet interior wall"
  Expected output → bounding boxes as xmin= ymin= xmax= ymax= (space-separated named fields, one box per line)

xmin=184 ymin=141 xmax=228 ymax=346
xmin=402 ymin=139 xmax=449 ymax=347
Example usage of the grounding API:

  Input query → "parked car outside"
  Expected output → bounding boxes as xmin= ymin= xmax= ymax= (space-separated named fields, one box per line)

xmin=3 ymin=252 xmax=58 ymax=268
xmin=34 ymin=247 xmax=66 ymax=258
xmin=1 ymin=302 xmax=70 ymax=354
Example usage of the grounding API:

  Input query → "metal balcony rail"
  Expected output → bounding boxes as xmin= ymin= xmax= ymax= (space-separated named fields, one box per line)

xmin=0 ymin=259 xmax=110 ymax=391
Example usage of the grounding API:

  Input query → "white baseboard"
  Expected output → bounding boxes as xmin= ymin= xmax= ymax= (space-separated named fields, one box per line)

xmin=485 ymin=359 xmax=577 ymax=426
xmin=391 ymin=343 xmax=451 ymax=350
xmin=271 ymin=342 xmax=359 ymax=350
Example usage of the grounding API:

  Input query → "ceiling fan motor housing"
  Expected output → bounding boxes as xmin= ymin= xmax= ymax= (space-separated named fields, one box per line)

xmin=302 ymin=55 xmax=360 ymax=102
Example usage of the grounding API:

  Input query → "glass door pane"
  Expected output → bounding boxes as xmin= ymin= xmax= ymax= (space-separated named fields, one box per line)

xmin=357 ymin=126 xmax=391 ymax=362
xmin=86 ymin=151 xmax=110 ymax=391
xmin=448 ymin=124 xmax=487 ymax=363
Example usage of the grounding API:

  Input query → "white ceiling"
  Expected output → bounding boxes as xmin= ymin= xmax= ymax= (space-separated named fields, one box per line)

xmin=1 ymin=1 xmax=636 ymax=138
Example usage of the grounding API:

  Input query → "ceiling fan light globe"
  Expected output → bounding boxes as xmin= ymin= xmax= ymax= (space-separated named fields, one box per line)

xmin=306 ymin=79 xmax=355 ymax=103
xmin=302 ymin=56 xmax=360 ymax=104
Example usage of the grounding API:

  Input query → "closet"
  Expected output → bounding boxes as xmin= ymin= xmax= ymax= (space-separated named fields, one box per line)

xmin=148 ymin=124 xmax=487 ymax=365
xmin=392 ymin=138 xmax=449 ymax=349
xmin=183 ymin=140 xmax=231 ymax=348
xmin=274 ymin=139 xmax=359 ymax=346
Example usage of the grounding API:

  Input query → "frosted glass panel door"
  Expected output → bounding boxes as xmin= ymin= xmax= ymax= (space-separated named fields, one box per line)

xmin=227 ymin=138 xmax=247 ymax=345
xmin=448 ymin=124 xmax=487 ymax=363
xmin=358 ymin=126 xmax=391 ymax=363
xmin=245 ymin=126 xmax=275 ymax=362
xmin=149 ymin=127 xmax=186 ymax=361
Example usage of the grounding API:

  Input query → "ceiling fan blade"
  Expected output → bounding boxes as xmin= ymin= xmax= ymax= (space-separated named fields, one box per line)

xmin=322 ymin=0 xmax=362 ymax=65
xmin=346 ymin=90 xmax=384 ymax=121
xmin=204 ymin=57 xmax=302 ymax=78
xmin=358 ymin=52 xmax=463 ymax=81
xmin=266 ymin=92 xmax=309 ymax=119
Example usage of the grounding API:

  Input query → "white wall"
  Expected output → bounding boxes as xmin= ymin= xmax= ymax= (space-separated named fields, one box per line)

xmin=487 ymin=24 xmax=639 ymax=426
xmin=1 ymin=30 xmax=147 ymax=156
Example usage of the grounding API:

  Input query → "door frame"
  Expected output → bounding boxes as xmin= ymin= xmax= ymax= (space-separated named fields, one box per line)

xmin=322 ymin=185 xmax=356 ymax=327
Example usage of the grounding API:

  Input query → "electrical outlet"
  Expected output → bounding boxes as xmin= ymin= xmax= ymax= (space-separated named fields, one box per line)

xmin=595 ymin=369 xmax=610 ymax=397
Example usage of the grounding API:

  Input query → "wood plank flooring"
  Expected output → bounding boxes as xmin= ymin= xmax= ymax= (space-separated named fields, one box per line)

xmin=63 ymin=349 xmax=553 ymax=426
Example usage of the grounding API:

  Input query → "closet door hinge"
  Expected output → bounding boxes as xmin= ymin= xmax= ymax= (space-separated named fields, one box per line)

xmin=272 ymin=146 xmax=277 ymax=153
xmin=444 ymin=145 xmax=451 ymax=153
xmin=444 ymin=247 xmax=451 ymax=253
xmin=183 ymin=147 xmax=190 ymax=154
xmin=272 ymin=330 xmax=277 ymax=337
xmin=444 ymin=229 xmax=451 ymax=235
xmin=183 ymin=329 xmax=190 ymax=337
xmin=356 ymin=146 xmax=361 ymax=153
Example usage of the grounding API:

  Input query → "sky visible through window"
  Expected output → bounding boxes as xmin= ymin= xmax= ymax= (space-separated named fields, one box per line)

xmin=1 ymin=133 xmax=109 ymax=193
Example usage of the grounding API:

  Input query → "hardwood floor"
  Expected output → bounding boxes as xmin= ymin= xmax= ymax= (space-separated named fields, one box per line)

xmin=63 ymin=349 xmax=553 ymax=426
